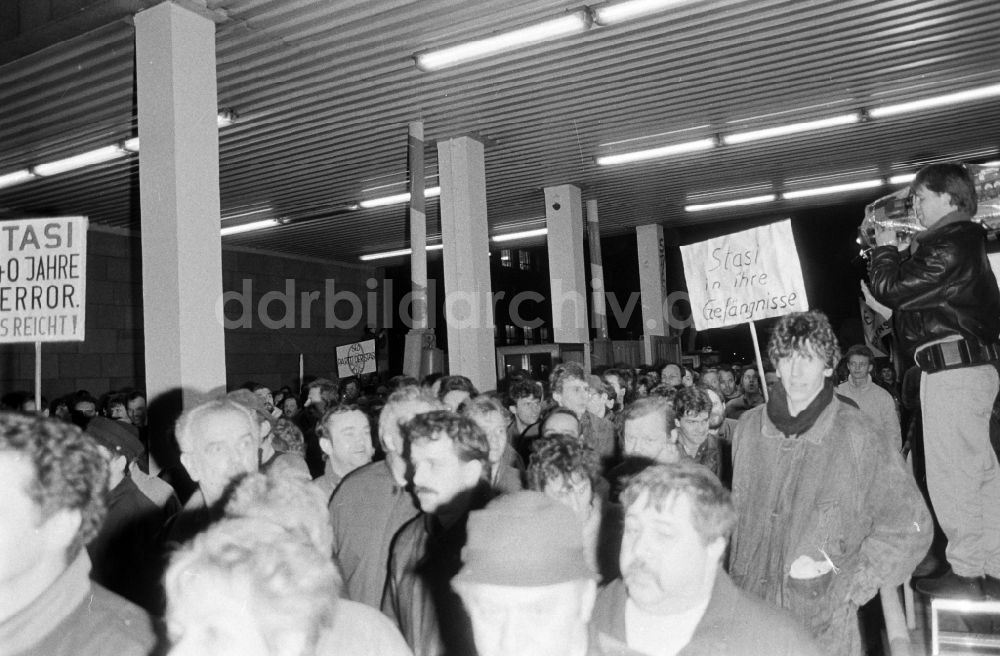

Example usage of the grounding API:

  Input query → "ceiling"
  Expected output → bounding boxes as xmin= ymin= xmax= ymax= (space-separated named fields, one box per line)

xmin=1 ymin=0 xmax=999 ymax=262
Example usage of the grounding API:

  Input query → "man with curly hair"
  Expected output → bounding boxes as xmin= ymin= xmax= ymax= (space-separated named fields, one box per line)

xmin=527 ymin=433 xmax=622 ymax=584
xmin=729 ymin=311 xmax=930 ymax=655
xmin=0 ymin=412 xmax=156 ymax=655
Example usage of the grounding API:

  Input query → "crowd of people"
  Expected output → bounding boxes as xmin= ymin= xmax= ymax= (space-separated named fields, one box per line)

xmin=2 ymin=163 xmax=996 ymax=655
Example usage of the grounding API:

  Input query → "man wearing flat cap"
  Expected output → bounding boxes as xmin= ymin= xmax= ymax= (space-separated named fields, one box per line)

xmin=453 ymin=490 xmax=642 ymax=656
xmin=86 ymin=417 xmax=166 ymax=610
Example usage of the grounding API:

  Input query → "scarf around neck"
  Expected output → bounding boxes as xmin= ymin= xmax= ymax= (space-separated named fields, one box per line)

xmin=766 ymin=377 xmax=834 ymax=437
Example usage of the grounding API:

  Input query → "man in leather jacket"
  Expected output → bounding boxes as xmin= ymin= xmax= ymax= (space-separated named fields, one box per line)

xmin=868 ymin=161 xmax=1000 ymax=599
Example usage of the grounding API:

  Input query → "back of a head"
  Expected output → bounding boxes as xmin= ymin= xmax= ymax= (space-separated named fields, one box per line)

xmin=165 ymin=517 xmax=338 ymax=656
xmin=225 ymin=471 xmax=334 ymax=558
xmin=437 ymin=375 xmax=479 ymax=399
xmin=378 ymin=385 xmax=440 ymax=453
xmin=270 ymin=417 xmax=306 ymax=457
xmin=0 ymin=412 xmax=108 ymax=564
xmin=459 ymin=395 xmax=507 ymax=424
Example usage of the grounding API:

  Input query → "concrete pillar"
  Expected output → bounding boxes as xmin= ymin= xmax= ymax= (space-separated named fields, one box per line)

xmin=636 ymin=223 xmax=667 ymax=363
xmin=545 ymin=185 xmax=589 ymax=344
xmin=402 ymin=121 xmax=435 ymax=377
xmin=135 ymin=2 xmax=225 ymax=407
xmin=586 ymin=199 xmax=613 ymax=367
xmin=438 ymin=136 xmax=496 ymax=392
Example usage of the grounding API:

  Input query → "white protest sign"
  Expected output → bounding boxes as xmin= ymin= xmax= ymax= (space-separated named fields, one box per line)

xmin=680 ymin=219 xmax=808 ymax=330
xmin=0 ymin=217 xmax=88 ymax=343
xmin=336 ymin=338 xmax=377 ymax=378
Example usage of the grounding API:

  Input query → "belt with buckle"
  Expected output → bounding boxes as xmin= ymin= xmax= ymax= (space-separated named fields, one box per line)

xmin=915 ymin=339 xmax=1000 ymax=373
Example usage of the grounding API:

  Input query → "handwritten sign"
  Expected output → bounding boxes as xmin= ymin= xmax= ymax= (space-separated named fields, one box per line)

xmin=0 ymin=217 xmax=88 ymax=343
xmin=860 ymin=299 xmax=891 ymax=357
xmin=680 ymin=220 xmax=808 ymax=330
xmin=336 ymin=338 xmax=377 ymax=378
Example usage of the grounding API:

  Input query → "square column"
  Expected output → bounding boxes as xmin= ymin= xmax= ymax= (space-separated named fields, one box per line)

xmin=438 ymin=136 xmax=496 ymax=392
xmin=636 ymin=224 xmax=667 ymax=362
xmin=135 ymin=2 xmax=226 ymax=406
xmin=545 ymin=184 xmax=589 ymax=344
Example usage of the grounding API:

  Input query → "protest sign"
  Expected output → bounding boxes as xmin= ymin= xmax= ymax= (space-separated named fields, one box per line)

xmin=336 ymin=338 xmax=377 ymax=378
xmin=860 ymin=299 xmax=892 ymax=358
xmin=0 ymin=217 xmax=88 ymax=343
xmin=680 ymin=219 xmax=808 ymax=331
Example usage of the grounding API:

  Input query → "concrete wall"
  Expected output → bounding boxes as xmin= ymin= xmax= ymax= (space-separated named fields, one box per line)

xmin=0 ymin=226 xmax=379 ymax=401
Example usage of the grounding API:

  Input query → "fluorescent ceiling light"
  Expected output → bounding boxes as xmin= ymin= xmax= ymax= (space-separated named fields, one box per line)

xmin=121 ymin=111 xmax=235 ymax=154
xmin=983 ymin=160 xmax=1000 ymax=167
xmin=685 ymin=195 xmax=777 ymax=212
xmin=359 ymin=186 xmax=441 ymax=209
xmin=889 ymin=173 xmax=916 ymax=185
xmin=594 ymin=0 xmax=689 ymax=25
xmin=34 ymin=145 xmax=127 ymax=177
xmin=597 ymin=138 xmax=715 ymax=166
xmin=220 ymin=219 xmax=280 ymax=236
xmin=415 ymin=11 xmax=589 ymax=71
xmin=492 ymin=228 xmax=548 ymax=242
xmin=783 ymin=179 xmax=882 ymax=199
xmin=359 ymin=244 xmax=444 ymax=261
xmin=723 ymin=114 xmax=859 ymax=145
xmin=217 ymin=109 xmax=237 ymax=128
xmin=871 ymin=83 xmax=1000 ymax=118
xmin=0 ymin=169 xmax=36 ymax=189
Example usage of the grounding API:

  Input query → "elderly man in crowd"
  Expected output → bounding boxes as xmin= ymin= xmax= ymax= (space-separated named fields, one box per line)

xmin=328 ymin=386 xmax=437 ymax=608
xmin=451 ymin=491 xmax=638 ymax=656
xmin=169 ymin=398 xmax=261 ymax=542
xmin=591 ymin=462 xmax=822 ymax=655
xmin=0 ymin=413 xmax=156 ymax=655
xmin=383 ymin=409 xmax=493 ymax=656
xmin=729 ymin=311 xmax=930 ymax=655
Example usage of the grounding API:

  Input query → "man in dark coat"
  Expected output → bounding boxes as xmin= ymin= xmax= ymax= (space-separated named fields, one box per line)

xmin=868 ymin=161 xmax=1000 ymax=598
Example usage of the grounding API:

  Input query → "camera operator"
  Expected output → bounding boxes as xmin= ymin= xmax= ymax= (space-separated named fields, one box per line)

xmin=868 ymin=162 xmax=1000 ymax=599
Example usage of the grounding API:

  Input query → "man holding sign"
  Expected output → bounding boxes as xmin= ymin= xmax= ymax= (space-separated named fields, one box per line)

xmin=729 ymin=311 xmax=929 ymax=656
